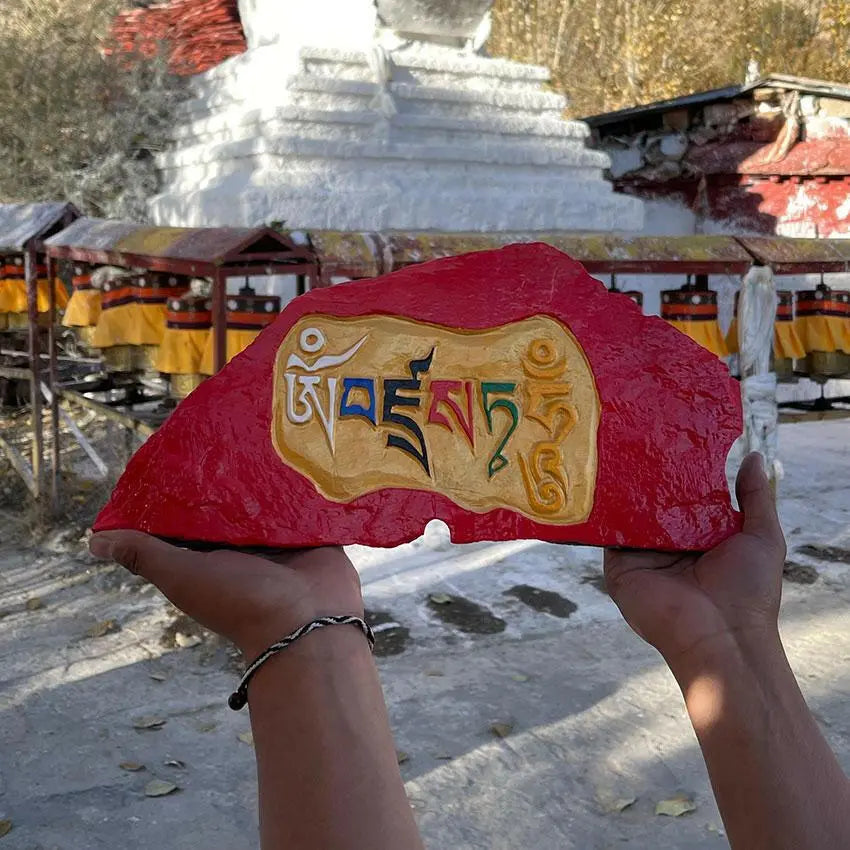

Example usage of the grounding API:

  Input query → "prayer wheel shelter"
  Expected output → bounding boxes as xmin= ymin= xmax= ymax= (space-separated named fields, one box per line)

xmin=44 ymin=218 xmax=318 ymax=373
xmin=0 ymin=201 xmax=80 ymax=502
xmin=39 ymin=218 xmax=317 ymax=513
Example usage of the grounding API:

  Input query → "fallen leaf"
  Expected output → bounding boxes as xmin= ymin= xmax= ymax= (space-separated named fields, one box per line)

xmin=144 ymin=779 xmax=178 ymax=797
xmin=175 ymin=632 xmax=202 ymax=648
xmin=428 ymin=593 xmax=452 ymax=605
xmin=85 ymin=619 xmax=118 ymax=639
xmin=396 ymin=750 xmax=410 ymax=764
xmin=0 ymin=820 xmax=11 ymax=837
xmin=25 ymin=597 xmax=43 ymax=611
xmin=119 ymin=761 xmax=144 ymax=772
xmin=148 ymin=672 xmax=167 ymax=682
xmin=489 ymin=722 xmax=514 ymax=738
xmin=237 ymin=731 xmax=254 ymax=746
xmin=510 ymin=673 xmax=529 ymax=682
xmin=601 ymin=795 xmax=637 ymax=813
xmin=133 ymin=715 xmax=166 ymax=730
xmin=196 ymin=721 xmax=217 ymax=733
xmin=655 ymin=795 xmax=697 ymax=817
xmin=163 ymin=758 xmax=185 ymax=768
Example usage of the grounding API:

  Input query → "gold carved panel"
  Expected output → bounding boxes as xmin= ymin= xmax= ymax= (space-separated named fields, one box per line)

xmin=271 ymin=314 xmax=600 ymax=524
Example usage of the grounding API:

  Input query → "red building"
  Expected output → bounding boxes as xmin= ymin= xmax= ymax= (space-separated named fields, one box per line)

xmin=585 ymin=75 xmax=850 ymax=239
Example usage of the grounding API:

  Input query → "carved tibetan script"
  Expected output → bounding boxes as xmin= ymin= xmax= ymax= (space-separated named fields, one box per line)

xmin=271 ymin=314 xmax=600 ymax=524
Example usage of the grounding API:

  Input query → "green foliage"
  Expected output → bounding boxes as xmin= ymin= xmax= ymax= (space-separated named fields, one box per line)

xmin=0 ymin=0 xmax=184 ymax=219
xmin=489 ymin=0 xmax=850 ymax=116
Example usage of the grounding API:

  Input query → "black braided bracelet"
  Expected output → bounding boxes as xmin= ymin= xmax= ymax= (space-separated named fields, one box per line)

xmin=228 ymin=615 xmax=376 ymax=711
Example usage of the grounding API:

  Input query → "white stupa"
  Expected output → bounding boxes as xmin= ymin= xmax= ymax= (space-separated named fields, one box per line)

xmin=150 ymin=0 xmax=643 ymax=232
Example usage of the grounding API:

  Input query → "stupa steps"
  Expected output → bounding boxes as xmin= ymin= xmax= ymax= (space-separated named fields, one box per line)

xmin=170 ymin=105 xmax=589 ymax=147
xmin=190 ymin=43 xmax=551 ymax=95
xmin=155 ymin=135 xmax=610 ymax=182
xmin=149 ymin=179 xmax=639 ymax=231
xmin=180 ymin=74 xmax=567 ymax=124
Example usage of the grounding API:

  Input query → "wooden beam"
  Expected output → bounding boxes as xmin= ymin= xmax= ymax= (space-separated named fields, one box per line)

xmin=0 ymin=432 xmax=38 ymax=497
xmin=0 ymin=366 xmax=33 ymax=381
xmin=41 ymin=382 xmax=109 ymax=478
xmin=59 ymin=389 xmax=158 ymax=437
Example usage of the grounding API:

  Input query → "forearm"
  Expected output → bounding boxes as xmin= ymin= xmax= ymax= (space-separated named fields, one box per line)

xmin=246 ymin=627 xmax=423 ymax=850
xmin=669 ymin=631 xmax=850 ymax=850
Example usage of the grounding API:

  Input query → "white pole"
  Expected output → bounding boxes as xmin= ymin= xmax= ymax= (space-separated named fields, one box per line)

xmin=738 ymin=264 xmax=780 ymax=490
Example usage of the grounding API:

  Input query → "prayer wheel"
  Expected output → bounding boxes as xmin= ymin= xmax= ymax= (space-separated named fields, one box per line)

xmin=661 ymin=280 xmax=729 ymax=359
xmin=725 ymin=291 xmax=804 ymax=381
xmin=130 ymin=273 xmax=189 ymax=372
xmin=156 ymin=293 xmax=212 ymax=398
xmin=91 ymin=274 xmax=139 ymax=372
xmin=0 ymin=257 xmax=27 ymax=328
xmin=609 ymin=277 xmax=643 ymax=310
xmin=200 ymin=287 xmax=281 ymax=375
xmin=62 ymin=263 xmax=102 ymax=349
xmin=794 ymin=284 xmax=850 ymax=378
xmin=0 ymin=257 xmax=64 ymax=329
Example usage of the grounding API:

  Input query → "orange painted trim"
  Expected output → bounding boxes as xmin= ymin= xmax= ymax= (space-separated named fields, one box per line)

xmin=226 ymin=310 xmax=277 ymax=326
xmin=661 ymin=304 xmax=719 ymax=318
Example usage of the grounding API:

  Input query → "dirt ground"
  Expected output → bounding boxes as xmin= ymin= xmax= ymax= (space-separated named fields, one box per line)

xmin=0 ymin=419 xmax=848 ymax=849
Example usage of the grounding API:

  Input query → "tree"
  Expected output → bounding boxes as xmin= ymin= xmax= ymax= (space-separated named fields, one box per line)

xmin=0 ymin=0 xmax=184 ymax=219
xmin=489 ymin=0 xmax=850 ymax=117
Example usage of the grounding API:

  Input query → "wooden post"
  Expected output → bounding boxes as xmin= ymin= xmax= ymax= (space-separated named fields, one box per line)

xmin=737 ymin=264 xmax=779 ymax=490
xmin=46 ymin=254 xmax=60 ymax=514
xmin=212 ymin=268 xmax=227 ymax=373
xmin=25 ymin=246 xmax=43 ymax=502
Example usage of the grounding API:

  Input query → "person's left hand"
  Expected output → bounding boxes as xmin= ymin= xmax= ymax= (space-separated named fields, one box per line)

xmin=89 ymin=531 xmax=363 ymax=659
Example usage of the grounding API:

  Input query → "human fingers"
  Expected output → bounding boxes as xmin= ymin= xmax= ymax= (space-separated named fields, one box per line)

xmin=735 ymin=453 xmax=784 ymax=553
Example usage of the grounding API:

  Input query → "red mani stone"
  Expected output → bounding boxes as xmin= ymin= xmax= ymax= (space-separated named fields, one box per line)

xmin=94 ymin=243 xmax=742 ymax=551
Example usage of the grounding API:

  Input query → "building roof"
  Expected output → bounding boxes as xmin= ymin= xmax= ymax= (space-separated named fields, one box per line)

xmin=583 ymin=74 xmax=850 ymax=130
xmin=45 ymin=217 xmax=314 ymax=276
xmin=0 ymin=202 xmax=79 ymax=254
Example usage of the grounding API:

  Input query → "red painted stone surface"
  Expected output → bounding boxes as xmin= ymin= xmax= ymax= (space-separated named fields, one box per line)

xmin=94 ymin=243 xmax=742 ymax=551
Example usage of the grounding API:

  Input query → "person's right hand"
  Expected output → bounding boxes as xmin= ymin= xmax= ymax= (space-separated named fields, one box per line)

xmin=604 ymin=452 xmax=786 ymax=668
xmin=89 ymin=531 xmax=363 ymax=659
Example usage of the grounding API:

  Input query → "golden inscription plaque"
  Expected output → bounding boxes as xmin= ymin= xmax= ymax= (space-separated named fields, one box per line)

xmin=271 ymin=314 xmax=600 ymax=524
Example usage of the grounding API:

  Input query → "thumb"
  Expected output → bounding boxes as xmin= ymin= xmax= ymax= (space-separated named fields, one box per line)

xmin=735 ymin=453 xmax=782 ymax=545
xmin=90 ymin=529 xmax=210 ymax=602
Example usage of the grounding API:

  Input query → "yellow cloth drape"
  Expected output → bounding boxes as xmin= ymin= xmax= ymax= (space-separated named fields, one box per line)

xmin=62 ymin=290 xmax=102 ymax=327
xmin=91 ymin=303 xmax=139 ymax=348
xmin=0 ymin=279 xmax=27 ymax=313
xmin=1 ymin=278 xmax=68 ymax=315
xmin=156 ymin=327 xmax=209 ymax=374
xmin=726 ymin=318 xmax=805 ymax=361
xmin=666 ymin=320 xmax=729 ymax=358
xmin=199 ymin=329 xmax=260 ymax=375
xmin=37 ymin=279 xmax=69 ymax=312
xmin=774 ymin=322 xmax=805 ymax=360
xmin=127 ymin=302 xmax=168 ymax=346
xmin=795 ymin=315 xmax=850 ymax=355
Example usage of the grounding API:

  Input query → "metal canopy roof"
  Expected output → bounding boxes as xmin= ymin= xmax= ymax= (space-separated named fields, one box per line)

xmin=313 ymin=230 xmax=850 ymax=277
xmin=45 ymin=217 xmax=315 ymax=276
xmin=583 ymin=73 xmax=850 ymax=129
xmin=0 ymin=202 xmax=79 ymax=254
xmin=309 ymin=231 xmax=383 ymax=279
xmin=380 ymin=232 xmax=756 ymax=275
xmin=736 ymin=236 xmax=850 ymax=274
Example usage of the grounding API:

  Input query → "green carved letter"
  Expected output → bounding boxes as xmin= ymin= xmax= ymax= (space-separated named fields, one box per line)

xmin=481 ymin=382 xmax=519 ymax=478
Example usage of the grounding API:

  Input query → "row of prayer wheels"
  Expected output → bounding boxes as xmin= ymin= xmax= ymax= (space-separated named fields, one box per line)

xmin=0 ymin=256 xmax=69 ymax=329
xmin=658 ymin=280 xmax=850 ymax=379
xmin=62 ymin=264 xmax=280 ymax=397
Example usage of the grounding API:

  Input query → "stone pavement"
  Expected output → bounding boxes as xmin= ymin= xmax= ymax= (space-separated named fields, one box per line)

xmin=0 ymin=420 xmax=848 ymax=849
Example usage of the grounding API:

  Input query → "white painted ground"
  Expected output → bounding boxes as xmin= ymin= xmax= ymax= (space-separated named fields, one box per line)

xmin=0 ymin=420 xmax=847 ymax=849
